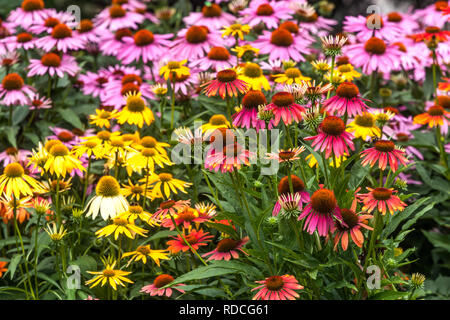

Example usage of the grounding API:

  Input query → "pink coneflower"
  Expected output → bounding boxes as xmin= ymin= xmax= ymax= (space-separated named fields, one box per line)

xmin=205 ymin=141 xmax=254 ymax=173
xmin=101 ymin=74 xmax=154 ymax=109
xmin=28 ymin=93 xmax=52 ymax=110
xmin=343 ymin=14 xmax=403 ymax=42
xmin=152 ymin=199 xmax=191 ymax=220
xmin=391 ymin=39 xmax=426 ymax=73
xmin=47 ymin=127 xmax=81 ymax=148
xmin=358 ymin=187 xmax=406 ymax=215
xmin=203 ymin=237 xmax=249 ymax=261
xmin=202 ymin=69 xmax=248 ymax=99
xmin=170 ymin=26 xmax=224 ymax=60
xmin=183 ymin=4 xmax=235 ymax=30
xmin=28 ymin=53 xmax=79 ymax=78
xmin=74 ymin=19 xmax=101 ymax=44
xmin=240 ymin=1 xmax=292 ymax=29
xmin=305 ymin=116 xmax=355 ymax=159
xmin=266 ymin=91 xmax=306 ymax=126
xmin=94 ymin=4 xmax=144 ymax=31
xmin=98 ymin=28 xmax=134 ymax=56
xmin=273 ymin=175 xmax=310 ymax=217
xmin=161 ymin=206 xmax=209 ymax=230
xmin=140 ymin=274 xmax=186 ymax=298
xmin=28 ymin=10 xmax=76 ymax=34
xmin=0 ymin=73 xmax=34 ymax=105
xmin=2 ymin=31 xmax=37 ymax=52
xmin=253 ymin=28 xmax=311 ymax=62
xmin=0 ymin=147 xmax=31 ymax=167
xmin=384 ymin=11 xmax=419 ymax=34
xmin=7 ymin=0 xmax=50 ymax=30
xmin=412 ymin=1 xmax=449 ymax=29
xmin=0 ymin=51 xmax=20 ymax=69
xmin=323 ymin=82 xmax=369 ymax=118
xmin=169 ymin=70 xmax=200 ymax=96
xmin=344 ymin=37 xmax=401 ymax=74
xmin=298 ymin=188 xmax=343 ymax=236
xmin=252 ymin=274 xmax=303 ymax=300
xmin=290 ymin=2 xmax=336 ymax=36
xmin=360 ymin=140 xmax=409 ymax=172
xmin=266 ymin=146 xmax=305 ymax=164
xmin=117 ymin=29 xmax=172 ymax=65
xmin=166 ymin=229 xmax=213 ymax=254
xmin=78 ymin=70 xmax=111 ymax=100
xmin=191 ymin=46 xmax=237 ymax=71
xmin=333 ymin=207 xmax=373 ymax=251
xmin=233 ymin=90 xmax=272 ymax=131
xmin=35 ymin=23 xmax=84 ymax=53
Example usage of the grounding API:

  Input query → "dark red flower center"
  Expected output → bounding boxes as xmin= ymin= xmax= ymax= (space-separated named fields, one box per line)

xmin=321 ymin=116 xmax=346 ymax=136
xmin=41 ymin=53 xmax=61 ymax=67
xmin=216 ymin=238 xmax=238 ymax=252
xmin=122 ymin=74 xmax=142 ymax=86
xmin=2 ymin=73 xmax=24 ymax=91
xmin=372 ymin=187 xmax=392 ymax=200
xmin=278 ymin=175 xmax=305 ymax=195
xmin=271 ymin=92 xmax=294 ymax=107
xmin=242 ymin=90 xmax=267 ymax=110
xmin=5 ymin=147 xmax=18 ymax=155
xmin=153 ymin=274 xmax=174 ymax=288
xmin=311 ymin=189 xmax=337 ymax=214
xmin=121 ymin=83 xmax=140 ymax=96
xmin=109 ymin=4 xmax=126 ymax=18
xmin=177 ymin=208 xmax=196 ymax=221
xmin=384 ymin=106 xmax=399 ymax=115
xmin=115 ymin=28 xmax=133 ymax=41
xmin=364 ymin=37 xmax=386 ymax=55
xmin=336 ymin=55 xmax=350 ymax=66
xmin=256 ymin=4 xmax=274 ymax=16
xmin=78 ymin=19 xmax=93 ymax=33
xmin=217 ymin=69 xmax=237 ymax=82
xmin=184 ymin=233 xmax=199 ymax=245
xmin=374 ymin=140 xmax=395 ymax=152
xmin=22 ymin=0 xmax=44 ymax=11
xmin=51 ymin=24 xmax=72 ymax=39
xmin=16 ymin=32 xmax=32 ymax=43
xmin=265 ymin=276 xmax=284 ymax=291
xmin=57 ymin=131 xmax=74 ymax=142
xmin=202 ymin=4 xmax=222 ymax=17
xmin=336 ymin=82 xmax=359 ymax=99
xmin=279 ymin=21 xmax=299 ymax=34
xmin=279 ymin=151 xmax=296 ymax=161
xmin=436 ymin=96 xmax=450 ymax=109
xmin=396 ymin=133 xmax=409 ymax=142
xmin=134 ymin=29 xmax=154 ymax=46
xmin=428 ymin=105 xmax=445 ymax=116
xmin=425 ymin=26 xmax=441 ymax=34
xmin=339 ymin=208 xmax=359 ymax=229
xmin=270 ymin=28 xmax=294 ymax=47
xmin=72 ymin=128 xmax=84 ymax=136
xmin=387 ymin=12 xmax=402 ymax=22
xmin=185 ymin=26 xmax=208 ymax=44
xmin=207 ymin=47 xmax=230 ymax=61
xmin=435 ymin=1 xmax=449 ymax=11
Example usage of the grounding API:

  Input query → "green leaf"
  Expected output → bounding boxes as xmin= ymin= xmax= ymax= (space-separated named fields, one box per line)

xmin=4 ymin=126 xmax=19 ymax=148
xmin=13 ymin=105 xmax=30 ymax=126
xmin=70 ymin=255 xmax=97 ymax=276
xmin=169 ymin=265 xmax=237 ymax=285
xmin=423 ymin=230 xmax=450 ymax=252
xmin=205 ymin=221 xmax=240 ymax=240
xmin=8 ymin=254 xmax=22 ymax=280
xmin=370 ymin=290 xmax=409 ymax=300
xmin=58 ymin=108 xmax=83 ymax=129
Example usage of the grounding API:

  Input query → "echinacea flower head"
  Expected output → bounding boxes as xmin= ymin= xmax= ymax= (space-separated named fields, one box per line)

xmin=35 ymin=23 xmax=84 ymax=53
xmin=7 ymin=0 xmax=49 ymax=29
xmin=311 ymin=59 xmax=331 ymax=74
xmin=184 ymin=4 xmax=235 ymax=30
xmin=346 ymin=112 xmax=381 ymax=140
xmin=43 ymin=144 xmax=85 ymax=178
xmin=152 ymin=199 xmax=191 ymax=220
xmin=84 ymin=176 xmax=129 ymax=220
xmin=170 ymin=25 xmax=223 ymax=60
xmin=140 ymin=274 xmax=186 ymax=297
xmin=240 ymin=1 xmax=292 ymax=29
xmin=238 ymin=63 xmax=270 ymax=91
xmin=0 ymin=162 xmax=44 ymax=199
xmin=86 ymin=260 xmax=133 ymax=291
xmin=28 ymin=53 xmax=79 ymax=78
xmin=201 ymin=114 xmax=231 ymax=136
xmin=266 ymin=146 xmax=305 ymax=164
xmin=95 ymin=214 xmax=148 ymax=240
xmin=266 ymin=91 xmax=306 ymax=126
xmin=160 ymin=60 xmax=190 ymax=80
xmin=166 ymin=229 xmax=213 ymax=254
xmin=298 ymin=188 xmax=343 ymax=236
xmin=121 ymin=180 xmax=151 ymax=202
xmin=413 ymin=105 xmax=450 ymax=133
xmin=360 ymin=140 xmax=409 ymax=172
xmin=302 ymin=80 xmax=333 ymax=103
xmin=122 ymin=245 xmax=170 ymax=267
xmin=233 ymin=90 xmax=270 ymax=131
xmin=320 ymin=35 xmax=348 ymax=56
xmin=305 ymin=116 xmax=355 ymax=159
xmin=0 ymin=195 xmax=32 ymax=224
xmin=205 ymin=141 xmax=254 ymax=173
xmin=333 ymin=208 xmax=373 ymax=251
xmin=146 ymin=173 xmax=192 ymax=199
xmin=161 ymin=206 xmax=209 ymax=230
xmin=252 ymin=274 xmax=303 ymax=300
xmin=275 ymin=193 xmax=304 ymax=219
xmin=116 ymin=91 xmax=154 ymax=128
xmin=202 ymin=237 xmax=249 ymax=261
xmin=323 ymin=82 xmax=369 ymax=118
xmin=0 ymin=261 xmax=7 ymax=278
xmin=0 ymin=73 xmax=35 ymax=106
xmin=89 ymin=108 xmax=118 ymax=129
xmin=335 ymin=64 xmax=361 ymax=82
xmin=201 ymin=69 xmax=249 ymax=99
xmin=45 ymin=222 xmax=67 ymax=242
xmin=359 ymin=187 xmax=406 ymax=215
xmin=273 ymin=67 xmax=311 ymax=85
xmin=411 ymin=26 xmax=450 ymax=43
xmin=221 ymin=23 xmax=251 ymax=40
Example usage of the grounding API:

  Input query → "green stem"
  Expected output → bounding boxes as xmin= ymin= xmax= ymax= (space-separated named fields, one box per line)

xmin=326 ymin=55 xmax=335 ymax=100
xmin=81 ymin=155 xmax=92 ymax=207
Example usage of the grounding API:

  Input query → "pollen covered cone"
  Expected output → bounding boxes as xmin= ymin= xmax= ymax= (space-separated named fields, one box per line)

xmin=0 ymin=162 xmax=44 ymax=199
xmin=84 ymin=176 xmax=129 ymax=220
xmin=117 ymin=91 xmax=154 ymax=128
xmin=43 ymin=144 xmax=85 ymax=178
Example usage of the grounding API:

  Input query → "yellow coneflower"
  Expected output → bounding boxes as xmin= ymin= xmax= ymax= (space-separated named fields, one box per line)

xmin=45 ymin=222 xmax=67 ymax=241
xmin=122 ymin=245 xmax=170 ymax=266
xmin=84 ymin=176 xmax=129 ymax=220
xmin=119 ymin=205 xmax=156 ymax=225
xmin=116 ymin=91 xmax=154 ymax=128
xmin=346 ymin=112 xmax=381 ymax=140
xmin=85 ymin=260 xmax=133 ymax=290
xmin=201 ymin=114 xmax=230 ymax=135
xmin=136 ymin=136 xmax=170 ymax=155
xmin=144 ymin=172 xmax=192 ymax=199
xmin=72 ymin=139 xmax=105 ymax=159
xmin=335 ymin=63 xmax=361 ymax=82
xmin=221 ymin=24 xmax=251 ymax=40
xmin=121 ymin=179 xmax=151 ymax=202
xmin=0 ymin=163 xmax=44 ymax=199
xmin=159 ymin=60 xmax=190 ymax=80
xmin=84 ymin=130 xmax=121 ymax=147
xmin=89 ymin=108 xmax=118 ymax=129
xmin=238 ymin=63 xmax=270 ymax=91
xmin=311 ymin=59 xmax=331 ymax=73
xmin=151 ymin=83 xmax=168 ymax=97
xmin=95 ymin=214 xmax=148 ymax=240
xmin=43 ymin=144 xmax=85 ymax=178
xmin=121 ymin=132 xmax=141 ymax=149
xmin=127 ymin=147 xmax=173 ymax=176
xmin=273 ymin=67 xmax=311 ymax=85
xmin=232 ymin=44 xmax=259 ymax=58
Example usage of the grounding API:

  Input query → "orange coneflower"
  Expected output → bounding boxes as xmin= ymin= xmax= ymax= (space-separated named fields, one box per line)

xmin=411 ymin=26 xmax=450 ymax=42
xmin=166 ymin=229 xmax=213 ymax=254
xmin=413 ymin=105 xmax=450 ymax=134
xmin=0 ymin=261 xmax=8 ymax=277
xmin=358 ymin=187 xmax=406 ymax=215
xmin=360 ymin=140 xmax=409 ymax=172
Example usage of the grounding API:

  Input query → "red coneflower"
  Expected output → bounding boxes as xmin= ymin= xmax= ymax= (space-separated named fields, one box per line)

xmin=161 ymin=206 xmax=209 ymax=230
xmin=360 ymin=140 xmax=409 ymax=172
xmin=411 ymin=26 xmax=450 ymax=42
xmin=166 ymin=229 xmax=213 ymax=253
xmin=266 ymin=91 xmax=306 ymax=126
xmin=273 ymin=175 xmax=310 ymax=216
xmin=140 ymin=274 xmax=186 ymax=297
xmin=201 ymin=69 xmax=248 ymax=99
xmin=305 ymin=116 xmax=355 ymax=159
xmin=323 ymin=82 xmax=369 ymax=118
xmin=298 ymin=188 xmax=342 ymax=236
xmin=202 ymin=237 xmax=249 ymax=261
xmin=358 ymin=187 xmax=406 ymax=215
xmin=252 ymin=275 xmax=303 ymax=300
xmin=232 ymin=89 xmax=272 ymax=131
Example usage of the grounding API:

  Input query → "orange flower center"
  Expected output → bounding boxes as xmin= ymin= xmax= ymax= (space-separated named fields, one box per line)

xmin=185 ymin=26 xmax=208 ymax=44
xmin=242 ymin=90 xmax=267 ymax=110
xmin=278 ymin=175 xmax=305 ymax=195
xmin=5 ymin=147 xmax=18 ymax=156
xmin=372 ymin=187 xmax=392 ymax=200
xmin=202 ymin=4 xmax=222 ymax=17
xmin=115 ymin=28 xmax=133 ymax=41
xmin=210 ymin=114 xmax=228 ymax=126
xmin=428 ymin=105 xmax=444 ymax=116
xmin=184 ymin=233 xmax=199 ymax=245
xmin=41 ymin=53 xmax=61 ymax=67
xmin=57 ymin=131 xmax=74 ymax=142
xmin=153 ymin=274 xmax=174 ymax=288
xmin=177 ymin=208 xmax=197 ymax=221
xmin=387 ymin=12 xmax=402 ymax=22
xmin=122 ymin=74 xmax=142 ymax=86
xmin=16 ymin=32 xmax=32 ymax=43
xmin=435 ymin=1 xmax=449 ymax=11
xmin=256 ymin=4 xmax=274 ymax=16
xmin=336 ymin=82 xmax=359 ymax=99
xmin=4 ymin=163 xmax=24 ymax=178
xmin=321 ymin=116 xmax=346 ymax=136
xmin=396 ymin=133 xmax=409 ymax=142
xmin=279 ymin=21 xmax=299 ymax=34
xmin=384 ymin=106 xmax=399 ymax=115
xmin=279 ymin=151 xmax=296 ymax=161
xmin=109 ymin=4 xmax=126 ymax=18
xmin=217 ymin=69 xmax=237 ymax=83
xmin=141 ymin=136 xmax=157 ymax=148
xmin=21 ymin=0 xmax=44 ymax=11
xmin=121 ymin=83 xmax=140 ymax=96
xmin=311 ymin=189 xmax=337 ymax=214
xmin=51 ymin=24 xmax=72 ymax=39
xmin=271 ymin=92 xmax=294 ymax=107
xmin=374 ymin=140 xmax=395 ymax=152
xmin=364 ymin=37 xmax=386 ymax=55
xmin=425 ymin=26 xmax=441 ymax=34
xmin=78 ymin=19 xmax=93 ymax=33
xmin=436 ymin=96 xmax=450 ymax=109
xmin=393 ymin=42 xmax=407 ymax=53
xmin=355 ymin=113 xmax=375 ymax=127
xmin=44 ymin=17 xmax=60 ymax=28
xmin=160 ymin=200 xmax=176 ymax=209
xmin=96 ymin=130 xmax=112 ymax=141
xmin=270 ymin=28 xmax=294 ymax=47
xmin=159 ymin=173 xmax=173 ymax=182
xmin=339 ymin=208 xmax=359 ymax=229
xmin=207 ymin=47 xmax=230 ymax=61
xmin=265 ymin=276 xmax=284 ymax=291
xmin=2 ymin=73 xmax=24 ymax=91
xmin=216 ymin=238 xmax=238 ymax=252
xmin=102 ymin=269 xmax=116 ymax=277
xmin=134 ymin=29 xmax=154 ymax=46
xmin=366 ymin=14 xmax=384 ymax=28
xmin=336 ymin=56 xmax=350 ymax=66
xmin=136 ymin=245 xmax=151 ymax=255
